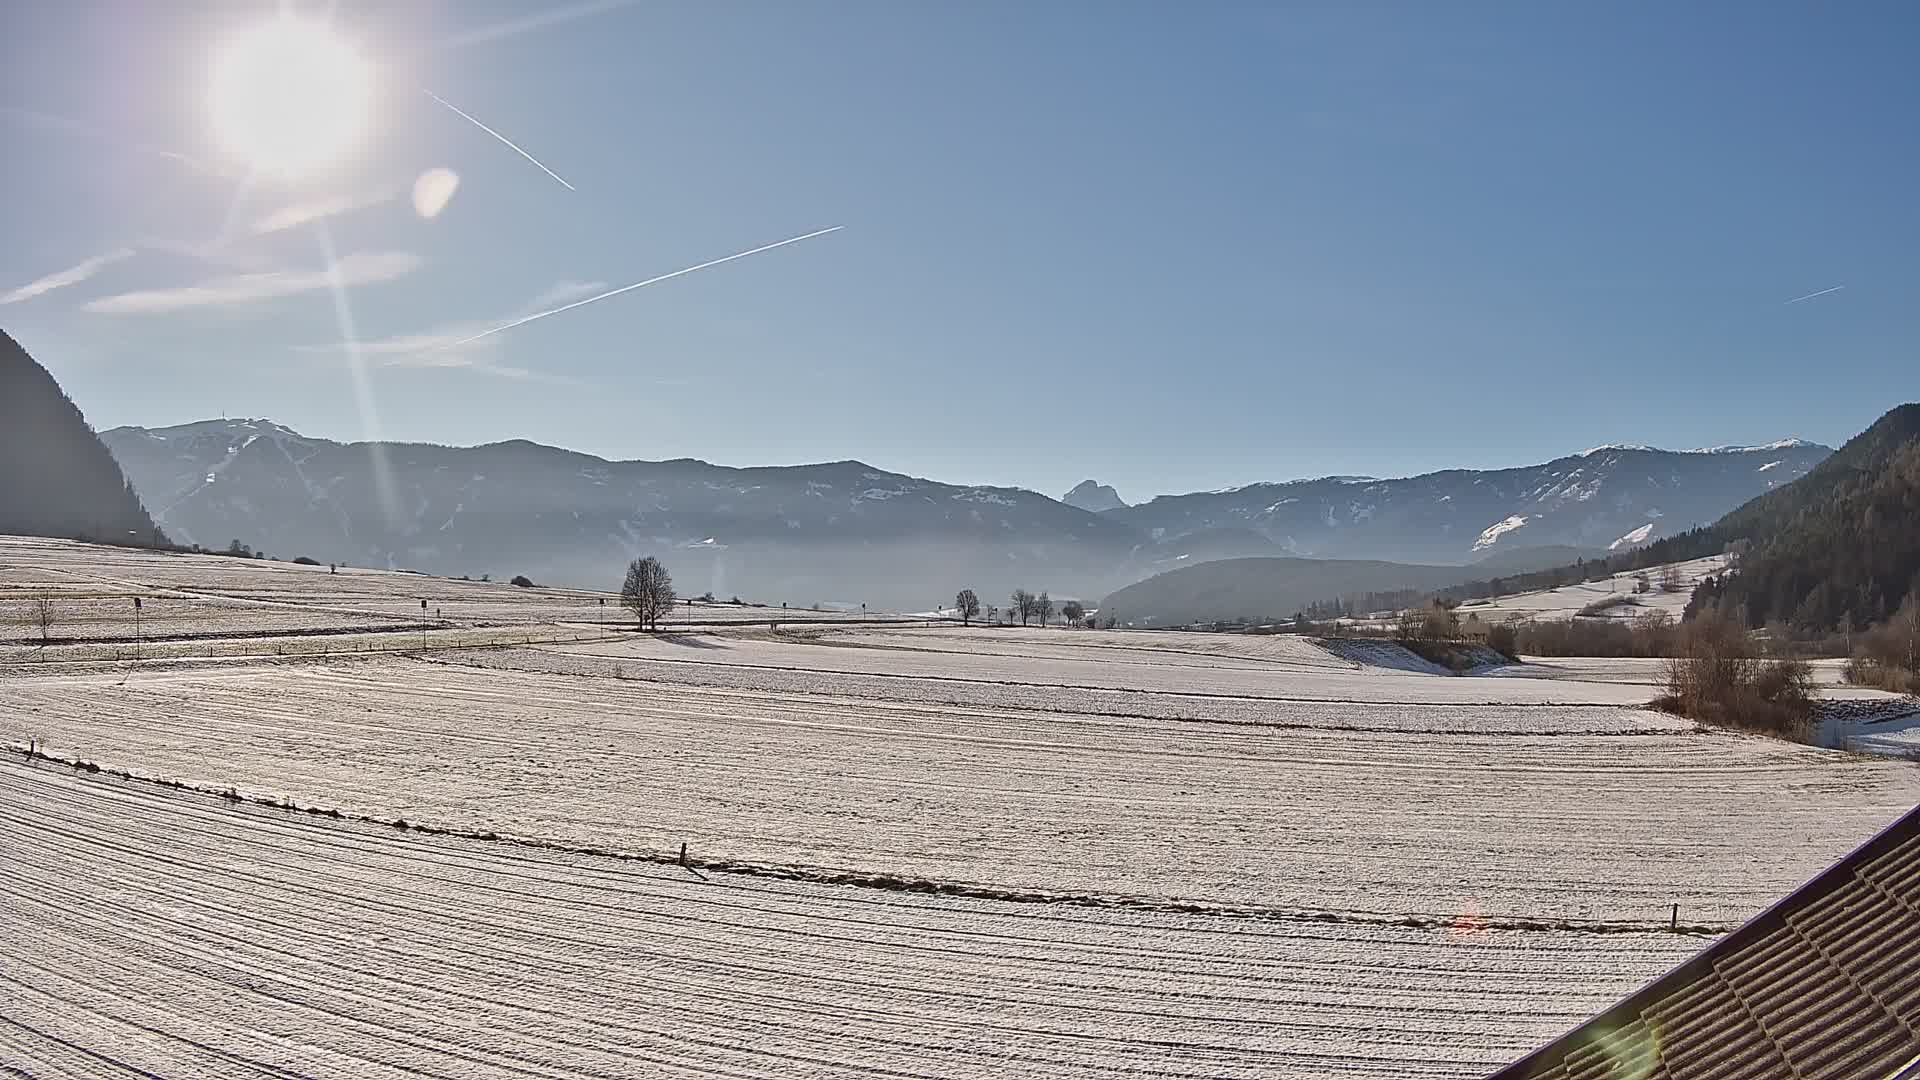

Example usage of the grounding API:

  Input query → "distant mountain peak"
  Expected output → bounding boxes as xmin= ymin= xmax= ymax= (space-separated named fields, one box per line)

xmin=1062 ymin=479 xmax=1126 ymax=512
xmin=1685 ymin=437 xmax=1817 ymax=454
xmin=1578 ymin=438 xmax=1824 ymax=457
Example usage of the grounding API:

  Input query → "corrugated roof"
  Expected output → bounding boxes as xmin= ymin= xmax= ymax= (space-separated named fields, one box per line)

xmin=1489 ymin=803 xmax=1920 ymax=1080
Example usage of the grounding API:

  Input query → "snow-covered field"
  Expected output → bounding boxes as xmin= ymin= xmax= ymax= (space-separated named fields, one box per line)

xmin=4 ymin=537 xmax=1919 ymax=1078
xmin=1487 ymin=654 xmax=1897 ymax=700
xmin=9 ymin=654 xmax=1917 ymax=927
xmin=1452 ymin=555 xmax=1728 ymax=624
xmin=0 ymin=536 xmax=923 ymax=656
xmin=0 ymin=762 xmax=1701 ymax=1079
xmin=548 ymin=629 xmax=1659 ymax=704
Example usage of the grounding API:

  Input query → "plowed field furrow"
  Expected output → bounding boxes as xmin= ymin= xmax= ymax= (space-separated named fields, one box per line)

xmin=7 ymin=658 xmax=1915 ymax=923
xmin=0 ymin=764 xmax=1693 ymax=1079
xmin=542 ymin=635 xmax=1657 ymax=705
xmin=5 ymin=775 xmax=1620 ymax=1033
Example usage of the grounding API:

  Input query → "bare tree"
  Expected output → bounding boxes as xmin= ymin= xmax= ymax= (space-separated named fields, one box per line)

xmin=1036 ymin=591 xmax=1054 ymax=627
xmin=1854 ymin=590 xmax=1920 ymax=689
xmin=1061 ymin=600 xmax=1085 ymax=627
xmin=30 ymin=596 xmax=53 ymax=644
xmin=1010 ymin=588 xmax=1034 ymax=626
xmin=1659 ymin=565 xmax=1685 ymax=593
xmin=621 ymin=557 xmax=675 ymax=630
xmin=954 ymin=588 xmax=980 ymax=626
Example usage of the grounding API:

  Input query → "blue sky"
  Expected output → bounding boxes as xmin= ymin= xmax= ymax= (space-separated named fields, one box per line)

xmin=3 ymin=1 xmax=1914 ymax=503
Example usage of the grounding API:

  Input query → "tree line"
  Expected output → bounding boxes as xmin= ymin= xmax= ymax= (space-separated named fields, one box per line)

xmin=952 ymin=587 xmax=1086 ymax=627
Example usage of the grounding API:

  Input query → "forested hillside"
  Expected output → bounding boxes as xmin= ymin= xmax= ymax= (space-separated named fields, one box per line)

xmin=1688 ymin=408 xmax=1920 ymax=631
xmin=1441 ymin=404 xmax=1920 ymax=633
xmin=0 ymin=330 xmax=162 ymax=546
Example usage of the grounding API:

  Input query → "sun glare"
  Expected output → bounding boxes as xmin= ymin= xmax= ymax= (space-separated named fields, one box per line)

xmin=209 ymin=18 xmax=371 ymax=177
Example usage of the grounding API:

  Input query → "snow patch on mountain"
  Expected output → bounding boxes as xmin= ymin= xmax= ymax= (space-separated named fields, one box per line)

xmin=1609 ymin=523 xmax=1656 ymax=550
xmin=1473 ymin=515 xmax=1529 ymax=551
xmin=1687 ymin=437 xmax=1815 ymax=454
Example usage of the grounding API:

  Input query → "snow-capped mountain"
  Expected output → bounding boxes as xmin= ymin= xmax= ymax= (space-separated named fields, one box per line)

xmin=1103 ymin=441 xmax=1832 ymax=566
xmin=100 ymin=420 xmax=1833 ymax=606
xmin=100 ymin=420 xmax=1141 ymax=608
xmin=1061 ymin=480 xmax=1126 ymax=513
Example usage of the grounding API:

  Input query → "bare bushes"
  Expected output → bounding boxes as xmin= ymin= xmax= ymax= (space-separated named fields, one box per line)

xmin=1485 ymin=622 xmax=1519 ymax=661
xmin=1656 ymin=610 xmax=1815 ymax=735
xmin=1846 ymin=657 xmax=1918 ymax=694
xmin=1511 ymin=611 xmax=1677 ymax=658
xmin=1846 ymin=593 xmax=1920 ymax=694
xmin=1577 ymin=596 xmax=1639 ymax=617
xmin=1394 ymin=601 xmax=1458 ymax=642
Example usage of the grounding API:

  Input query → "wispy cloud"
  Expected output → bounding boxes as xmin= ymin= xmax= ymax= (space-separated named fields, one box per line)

xmin=1 ymin=248 xmax=137 ymax=305
xmin=1784 ymin=284 xmax=1844 ymax=305
xmin=296 ymin=279 xmax=598 ymax=383
xmin=524 ymin=279 xmax=609 ymax=310
xmin=132 ymin=236 xmax=283 ymax=273
xmin=431 ymin=0 xmax=640 ymax=51
xmin=82 ymin=251 xmax=422 ymax=315
xmin=299 ymin=322 xmax=547 ymax=381
xmin=387 ymin=349 xmax=550 ymax=382
xmin=1 ymin=106 xmax=234 ymax=179
xmin=251 ymin=189 xmax=399 ymax=235
xmin=423 ymin=226 xmax=844 ymax=354
xmin=303 ymin=323 xmax=498 ymax=357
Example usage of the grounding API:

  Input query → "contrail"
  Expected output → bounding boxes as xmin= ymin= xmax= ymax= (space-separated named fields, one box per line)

xmin=422 ymin=89 xmax=576 ymax=191
xmin=1785 ymin=284 xmax=1844 ymax=304
xmin=426 ymin=226 xmax=844 ymax=354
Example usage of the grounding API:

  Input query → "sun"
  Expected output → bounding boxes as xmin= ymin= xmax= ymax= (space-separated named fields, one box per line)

xmin=209 ymin=18 xmax=372 ymax=177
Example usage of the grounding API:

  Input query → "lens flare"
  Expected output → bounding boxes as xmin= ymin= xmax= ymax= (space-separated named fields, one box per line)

xmin=412 ymin=168 xmax=460 ymax=219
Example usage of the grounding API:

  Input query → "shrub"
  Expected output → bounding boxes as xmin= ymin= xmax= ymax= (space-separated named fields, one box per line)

xmin=510 ymin=575 xmax=534 ymax=588
xmin=1847 ymin=593 xmax=1920 ymax=693
xmin=1577 ymin=595 xmax=1637 ymax=617
xmin=1846 ymin=656 xmax=1918 ymax=694
xmin=1486 ymin=622 xmax=1519 ymax=661
xmin=1510 ymin=610 xmax=1677 ymax=658
xmin=1395 ymin=601 xmax=1457 ymax=642
xmin=1660 ymin=610 xmax=1815 ymax=736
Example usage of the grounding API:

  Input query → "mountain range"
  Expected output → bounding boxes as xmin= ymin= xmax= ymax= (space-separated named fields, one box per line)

xmin=98 ymin=415 xmax=1831 ymax=609
xmin=1104 ymin=440 xmax=1830 ymax=565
